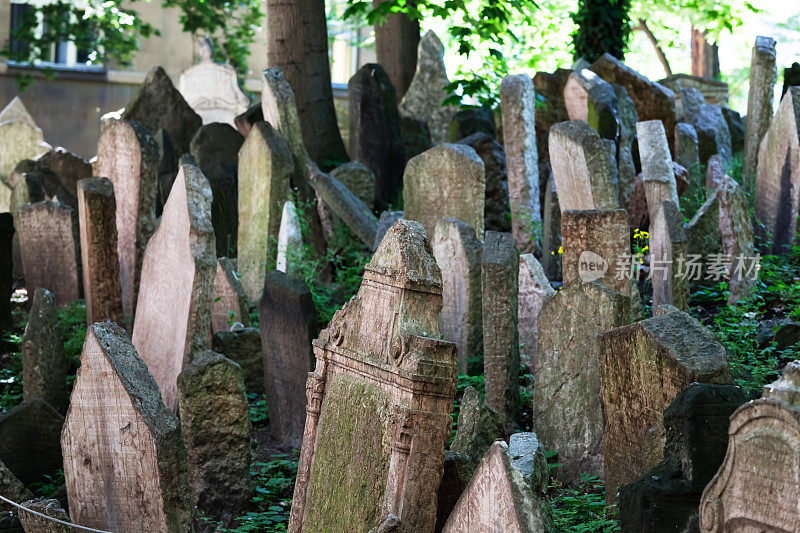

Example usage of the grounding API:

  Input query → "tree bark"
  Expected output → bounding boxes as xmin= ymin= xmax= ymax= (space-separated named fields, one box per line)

xmin=266 ymin=0 xmax=349 ymax=168
xmin=634 ymin=19 xmax=672 ymax=76
xmin=372 ymin=0 xmax=420 ymax=101
xmin=691 ymin=26 xmax=720 ymax=79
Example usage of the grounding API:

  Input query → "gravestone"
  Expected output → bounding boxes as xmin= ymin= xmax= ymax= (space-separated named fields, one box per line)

xmin=458 ymin=133 xmax=511 ymax=233
xmin=615 ymin=84 xmax=639 ymax=206
xmin=0 ymin=399 xmax=63 ymax=486
xmin=755 ymin=87 xmax=800 ymax=254
xmin=0 ymin=214 xmax=13 ymax=330
xmin=212 ymin=258 xmax=250 ymax=332
xmin=234 ymin=104 xmax=263 ymax=138
xmin=374 ymin=210 xmax=404 ymax=250
xmin=680 ymin=89 xmax=733 ymax=165
xmin=676 ymin=122 xmax=701 ymax=188
xmin=533 ymin=69 xmax=571 ymax=165
xmin=699 ymin=360 xmax=800 ymax=531
xmin=237 ymin=121 xmax=294 ymax=301
xmin=11 ymin=148 xmax=92 ymax=214
xmin=400 ymin=115 xmax=433 ymax=163
xmin=686 ymin=185 xmax=723 ymax=257
xmin=706 ymin=154 xmax=729 ymax=193
xmin=563 ymin=69 xmax=619 ymax=140
xmin=743 ymin=36 xmax=778 ymax=186
xmin=0 ymin=96 xmax=37 ymax=126
xmin=277 ymin=200 xmax=302 ymax=275
xmin=22 ymin=288 xmax=65 ymax=414
xmin=259 ymin=270 xmax=317 ymax=447
xmin=349 ymin=64 xmax=405 ymax=209
xmin=288 ymin=219 xmax=458 ymax=533
xmin=177 ymin=350 xmax=252 ymax=530
xmin=722 ymin=107 xmax=745 ymax=154
xmin=0 ymin=457 xmax=32 ymax=531
xmin=533 ymin=281 xmax=631 ymax=482
xmin=435 ymin=452 xmax=472 ymax=532
xmin=650 ymin=201 xmax=689 ymax=311
xmin=449 ymin=108 xmax=496 ymax=141
xmin=637 ymin=120 xmax=680 ymax=224
xmin=541 ymin=177 xmax=562 ymax=281
xmin=62 ymin=322 xmax=191 ymax=532
xmin=404 ymin=143 xmax=485 ymax=240
xmin=95 ymin=119 xmax=159 ymax=319
xmin=548 ymin=121 xmax=617 ymax=211
xmin=18 ymin=499 xmax=71 ymax=532
xmin=518 ymin=254 xmax=555 ymax=370
xmin=433 ymin=218 xmax=483 ymax=374
xmin=309 ymin=169 xmax=378 ymax=248
xmin=599 ymin=311 xmax=732 ymax=503
xmin=482 ymin=232 xmax=519 ymax=430
xmin=500 ymin=74 xmax=541 ymax=252
xmin=212 ymin=328 xmax=263 ymax=396
xmin=718 ymin=178 xmax=756 ymax=304
xmin=77 ymin=177 xmax=122 ymax=325
xmin=123 ymin=66 xmax=202 ymax=156
xmin=330 ymin=161 xmax=375 ymax=206
xmin=450 ymin=387 xmax=505 ymax=474
xmin=399 ymin=30 xmax=459 ymax=144
xmin=0 ymin=117 xmax=47 ymax=203
xmin=17 ymin=201 xmax=80 ymax=306
xmin=132 ymin=163 xmax=216 ymax=412
xmin=178 ymin=38 xmax=249 ymax=127
xmin=783 ymin=62 xmax=800 ymax=97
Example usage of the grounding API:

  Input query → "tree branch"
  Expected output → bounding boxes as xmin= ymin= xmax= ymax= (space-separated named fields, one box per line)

xmin=633 ymin=18 xmax=672 ymax=77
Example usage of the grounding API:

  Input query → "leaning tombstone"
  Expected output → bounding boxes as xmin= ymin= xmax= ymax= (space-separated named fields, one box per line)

xmin=62 ymin=322 xmax=192 ymax=531
xmin=288 ymin=220 xmax=458 ymax=532
xmin=309 ymin=169 xmax=378 ymax=248
xmin=276 ymin=200 xmax=302 ymax=275
xmin=212 ymin=327 xmax=264 ymax=396
xmin=22 ymin=288 xmax=65 ymax=414
xmin=132 ymin=163 xmax=216 ymax=412
xmin=637 ymin=120 xmax=680 ymax=223
xmin=518 ymin=254 xmax=555 ymax=370
xmin=743 ymin=36 xmax=778 ymax=188
xmin=0 ymin=399 xmax=63 ymax=486
xmin=563 ymin=69 xmax=619 ymax=140
xmin=212 ymin=258 xmax=250 ymax=332
xmin=649 ymin=201 xmax=689 ymax=311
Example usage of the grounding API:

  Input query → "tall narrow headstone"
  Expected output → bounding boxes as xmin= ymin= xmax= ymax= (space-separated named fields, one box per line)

xmin=132 ymin=163 xmax=216 ymax=412
xmin=237 ymin=121 xmax=294 ymax=301
xmin=563 ymin=69 xmax=619 ymax=140
xmin=276 ymin=200 xmax=302 ymax=276
xmin=743 ymin=36 xmax=778 ymax=187
xmin=718 ymin=178 xmax=756 ymax=304
xmin=675 ymin=122 xmax=701 ymax=189
xmin=259 ymin=270 xmax=317 ymax=447
xmin=433 ymin=218 xmax=483 ymax=374
xmin=62 ymin=322 xmax=192 ymax=532
xmin=541 ymin=177 xmax=562 ymax=281
xmin=95 ymin=119 xmax=159 ymax=319
xmin=649 ymin=201 xmax=689 ymax=311
xmin=211 ymin=258 xmax=250 ymax=332
xmin=615 ymin=84 xmax=639 ymax=206
xmin=500 ymin=74 xmax=540 ymax=253
xmin=288 ymin=220 xmax=458 ymax=533
xmin=22 ymin=288 xmax=65 ymax=414
xmin=518 ymin=254 xmax=555 ymax=370
xmin=637 ymin=120 xmax=680 ymax=223
xmin=482 ymin=231 xmax=520 ymax=430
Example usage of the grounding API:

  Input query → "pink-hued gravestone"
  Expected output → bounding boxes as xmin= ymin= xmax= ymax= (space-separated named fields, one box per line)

xmin=212 ymin=258 xmax=250 ymax=332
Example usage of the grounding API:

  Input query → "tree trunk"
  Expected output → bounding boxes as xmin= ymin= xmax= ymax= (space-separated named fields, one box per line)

xmin=691 ymin=27 xmax=720 ymax=79
xmin=266 ymin=0 xmax=349 ymax=168
xmin=373 ymin=0 xmax=420 ymax=101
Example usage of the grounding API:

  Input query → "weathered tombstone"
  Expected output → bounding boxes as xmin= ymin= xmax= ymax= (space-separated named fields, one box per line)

xmin=450 ymin=386 xmax=505 ymax=473
xmin=637 ymin=120 xmax=680 ymax=224
xmin=18 ymin=498 xmax=71 ymax=532
xmin=374 ymin=210 xmax=404 ymax=250
xmin=77 ymin=177 xmax=122 ymax=325
xmin=442 ymin=441 xmax=555 ymax=532
xmin=500 ymin=74 xmax=541 ymax=252
xmin=0 ymin=117 xmax=47 ymax=202
xmin=237 ymin=121 xmax=294 ymax=301
xmin=212 ymin=258 xmax=250 ymax=332
xmin=449 ymin=107 xmax=496 ymax=141
xmin=563 ymin=69 xmax=619 ymax=140
xmin=16 ymin=201 xmax=80 ymax=306
xmin=541 ymin=178 xmax=561 ymax=281
xmin=518 ymin=254 xmax=555 ymax=370
xmin=0 ymin=399 xmax=63 ymax=486
xmin=599 ymin=311 xmax=731 ymax=503
xmin=533 ymin=69 xmax=571 ymax=164
xmin=0 ymin=96 xmax=37 ymax=127
xmin=743 ymin=36 xmax=778 ymax=187
xmin=12 ymin=148 xmax=92 ymax=211
xmin=22 ymin=288 xmax=65 ymax=414
xmin=699 ymin=360 xmax=800 ymax=531
xmin=95 ymin=119 xmax=159 ymax=319
xmin=0 ymin=214 xmax=13 ymax=330
xmin=132 ymin=163 xmax=216 ymax=412
xmin=548 ymin=121 xmax=618 ymax=211
xmin=404 ymin=143 xmax=486 ymax=240
xmin=686 ymin=185 xmax=723 ymax=257
xmin=482 ymin=231 xmax=519 ymax=430
xmin=615 ymin=84 xmax=639 ymax=206
xmin=276 ymin=200 xmax=302 ymax=275
xmin=123 ymin=66 xmax=203 ymax=156
xmin=618 ymin=383 xmax=746 ymax=533
xmin=212 ymin=327 xmax=264 ymax=396
xmin=309 ymin=169 xmax=378 ymax=248
xmin=259 ymin=270 xmax=317 ymax=447
xmin=399 ymin=30 xmax=459 ymax=144
xmin=783 ymin=62 xmax=800 ymax=97
xmin=288 ymin=220 xmax=458 ymax=532
xmin=349 ymin=63 xmax=405 ymax=209
xmin=62 ymin=322 xmax=191 ymax=532
xmin=177 ymin=350 xmax=252 ymax=530
xmin=650 ymin=201 xmax=689 ymax=311
xmin=433 ymin=218 xmax=483 ymax=374
xmin=721 ymin=107 xmax=745 ymax=154
xmin=458 ymin=133 xmax=511 ymax=233
xmin=532 ymin=281 xmax=631 ymax=482
xmin=681 ymin=89 xmax=732 ymax=166
xmin=676 ymin=122 xmax=701 ymax=188
xmin=718 ymin=178 xmax=756 ymax=304
xmin=330 ymin=161 xmax=375 ymax=206
xmin=435 ymin=452 xmax=472 ymax=532
xmin=178 ymin=38 xmax=249 ymax=127
xmin=755 ymin=87 xmax=800 ymax=254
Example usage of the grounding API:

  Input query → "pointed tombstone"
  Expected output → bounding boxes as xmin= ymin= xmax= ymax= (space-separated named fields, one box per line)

xmin=211 ymin=258 xmax=250 ymax=332
xmin=77 ymin=177 xmax=122 ymax=325
xmin=259 ymin=270 xmax=317 ymax=447
xmin=699 ymin=361 xmax=800 ymax=531
xmin=17 ymin=201 xmax=80 ymax=306
xmin=459 ymin=132 xmax=511 ymax=233
xmin=449 ymin=386 xmax=505 ymax=474
xmin=563 ymin=69 xmax=619 ymax=140
xmin=0 ymin=110 xmax=46 ymax=181
xmin=599 ymin=310 xmax=732 ymax=504
xmin=404 ymin=143 xmax=485 ymax=240
xmin=22 ymin=288 xmax=65 ymax=414
xmin=288 ymin=220 xmax=458 ymax=533
xmin=62 ymin=322 xmax=191 ymax=531
xmin=518 ymin=254 xmax=555 ymax=370
xmin=532 ymin=281 xmax=631 ymax=482
xmin=0 ymin=214 xmax=13 ymax=330
xmin=399 ymin=30 xmax=459 ymax=144
xmin=676 ymin=122 xmax=701 ymax=189
xmin=212 ymin=327 xmax=264 ymax=396
xmin=615 ymin=83 xmax=639 ymax=206
xmin=637 ymin=120 xmax=680 ymax=224
xmin=122 ymin=66 xmax=202 ymax=156
xmin=0 ymin=398 xmax=63 ymax=486
xmin=743 ymin=36 xmax=778 ymax=187
xmin=237 ymin=121 xmax=294 ymax=301
xmin=95 ymin=119 xmax=159 ymax=319
xmin=309 ymin=169 xmax=378 ymax=248
xmin=482 ymin=231 xmax=520 ymax=430
xmin=499 ymin=75 xmax=540 ymax=252
xmin=132 ymin=163 xmax=216 ymax=412
xmin=548 ymin=120 xmax=618 ymax=211
xmin=177 ymin=350 xmax=252 ymax=530
xmin=276 ymin=200 xmax=302 ymax=275
xmin=755 ymin=87 xmax=800 ymax=254
xmin=718 ymin=179 xmax=756 ymax=304
xmin=442 ymin=441 xmax=554 ymax=532
xmin=541 ymin=177 xmax=561 ymax=281
xmin=650 ymin=201 xmax=689 ymax=312
xmin=348 ymin=63 xmax=405 ymax=209
xmin=433 ymin=218 xmax=483 ymax=374
xmin=0 ymin=96 xmax=37 ymax=127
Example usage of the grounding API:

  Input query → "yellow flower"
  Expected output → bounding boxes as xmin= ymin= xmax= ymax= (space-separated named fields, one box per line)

xmin=557 ymin=246 xmax=563 ymax=254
